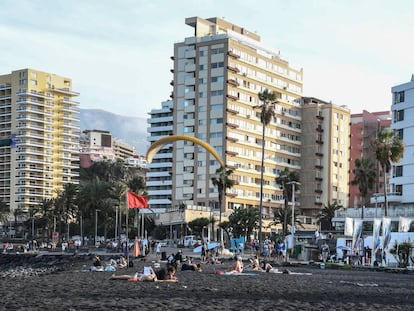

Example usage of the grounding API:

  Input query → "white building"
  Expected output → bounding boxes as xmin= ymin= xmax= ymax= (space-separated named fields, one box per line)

xmin=146 ymin=100 xmax=173 ymax=210
xmin=390 ymin=75 xmax=414 ymax=204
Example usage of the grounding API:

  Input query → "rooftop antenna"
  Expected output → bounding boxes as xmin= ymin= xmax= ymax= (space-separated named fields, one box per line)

xmin=411 ymin=74 xmax=414 ymax=81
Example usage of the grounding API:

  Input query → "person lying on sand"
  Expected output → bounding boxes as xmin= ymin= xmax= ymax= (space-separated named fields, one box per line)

xmin=110 ymin=266 xmax=178 ymax=282
xmin=181 ymin=262 xmax=202 ymax=272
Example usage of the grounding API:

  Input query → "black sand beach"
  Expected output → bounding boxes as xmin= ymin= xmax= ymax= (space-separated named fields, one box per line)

xmin=0 ymin=254 xmax=413 ymax=311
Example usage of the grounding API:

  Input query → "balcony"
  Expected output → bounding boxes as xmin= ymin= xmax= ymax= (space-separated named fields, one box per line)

xmin=227 ymin=65 xmax=240 ymax=73
xmin=226 ymin=164 xmax=237 ymax=170
xmin=170 ymin=80 xmax=174 ymax=86
xmin=226 ymin=108 xmax=239 ymax=115
xmin=227 ymin=51 xmax=240 ymax=59
xmin=48 ymin=87 xmax=79 ymax=96
xmin=226 ymin=94 xmax=238 ymax=101
xmin=315 ymin=164 xmax=323 ymax=169
xmin=315 ymin=139 xmax=324 ymax=144
xmin=226 ymin=136 xmax=238 ymax=143
xmin=226 ymin=192 xmax=238 ymax=198
xmin=314 ymin=201 xmax=323 ymax=206
xmin=227 ymin=79 xmax=239 ymax=87
xmin=226 ymin=122 xmax=239 ymax=129
xmin=315 ymin=152 xmax=323 ymax=157
xmin=315 ymin=176 xmax=323 ymax=181
xmin=315 ymin=189 xmax=323 ymax=194
xmin=316 ymin=126 xmax=324 ymax=132
xmin=225 ymin=150 xmax=239 ymax=156
xmin=370 ymin=192 xmax=402 ymax=204
xmin=316 ymin=114 xmax=324 ymax=120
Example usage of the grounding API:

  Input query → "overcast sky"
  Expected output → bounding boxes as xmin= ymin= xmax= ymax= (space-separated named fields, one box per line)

xmin=1 ymin=0 xmax=413 ymax=118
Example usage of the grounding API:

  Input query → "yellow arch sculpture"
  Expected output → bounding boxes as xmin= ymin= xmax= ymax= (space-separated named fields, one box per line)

xmin=146 ymin=135 xmax=224 ymax=167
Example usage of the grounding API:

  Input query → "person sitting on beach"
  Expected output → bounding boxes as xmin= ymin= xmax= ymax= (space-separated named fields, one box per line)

xmin=250 ymin=255 xmax=260 ymax=271
xmin=117 ymin=255 xmax=127 ymax=269
xmin=90 ymin=256 xmax=104 ymax=271
xmin=93 ymin=256 xmax=102 ymax=267
xmin=181 ymin=262 xmax=202 ymax=272
xmin=226 ymin=256 xmax=244 ymax=274
xmin=154 ymin=266 xmax=178 ymax=282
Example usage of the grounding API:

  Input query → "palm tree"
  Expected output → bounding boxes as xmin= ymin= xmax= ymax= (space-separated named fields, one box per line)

xmin=211 ymin=166 xmax=235 ymax=246
xmin=318 ymin=202 xmax=342 ymax=231
xmin=271 ymin=206 xmax=303 ymax=236
xmin=255 ymin=89 xmax=277 ymax=247
xmin=351 ymin=158 xmax=376 ymax=219
xmin=275 ymin=168 xmax=300 ymax=236
xmin=372 ymin=129 xmax=404 ymax=216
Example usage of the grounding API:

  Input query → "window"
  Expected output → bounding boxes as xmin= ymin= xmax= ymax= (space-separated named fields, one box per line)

xmin=396 ymin=128 xmax=404 ymax=139
xmin=393 ymin=91 xmax=405 ymax=104
xmin=211 ymin=104 xmax=223 ymax=110
xmin=211 ymin=76 xmax=224 ymax=83
xmin=211 ymin=90 xmax=223 ymax=96
xmin=394 ymin=109 xmax=404 ymax=122
xmin=211 ymin=118 xmax=223 ymax=125
xmin=199 ymin=65 xmax=205 ymax=70
xmin=211 ymin=62 xmax=224 ymax=68
xmin=184 ymin=126 xmax=194 ymax=133
xmin=394 ymin=165 xmax=403 ymax=177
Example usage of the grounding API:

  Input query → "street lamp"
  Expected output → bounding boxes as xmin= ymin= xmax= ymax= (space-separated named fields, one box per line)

xmin=286 ymin=181 xmax=300 ymax=251
xmin=95 ymin=209 xmax=101 ymax=246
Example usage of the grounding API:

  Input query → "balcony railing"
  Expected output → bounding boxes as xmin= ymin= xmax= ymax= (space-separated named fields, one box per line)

xmin=370 ymin=192 xmax=402 ymax=204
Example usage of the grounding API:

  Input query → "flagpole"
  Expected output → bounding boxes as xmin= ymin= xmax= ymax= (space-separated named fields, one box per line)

xmin=125 ymin=190 xmax=129 ymax=269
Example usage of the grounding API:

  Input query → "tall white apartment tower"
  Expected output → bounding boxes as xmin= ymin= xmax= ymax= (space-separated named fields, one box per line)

xmin=0 ymin=68 xmax=80 ymax=215
xmin=390 ymin=75 xmax=414 ymax=204
xmin=171 ymin=17 xmax=303 ymax=217
xmin=146 ymin=100 xmax=174 ymax=210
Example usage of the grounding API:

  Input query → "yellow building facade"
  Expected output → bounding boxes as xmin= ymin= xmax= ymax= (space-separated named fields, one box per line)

xmin=0 ymin=68 xmax=80 ymax=215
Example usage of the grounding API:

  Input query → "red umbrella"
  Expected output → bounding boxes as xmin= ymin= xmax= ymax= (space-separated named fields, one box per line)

xmin=133 ymin=237 xmax=140 ymax=257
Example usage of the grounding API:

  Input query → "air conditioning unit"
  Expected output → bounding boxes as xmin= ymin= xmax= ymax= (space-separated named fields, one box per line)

xmin=246 ymin=114 xmax=251 ymax=118
xmin=242 ymin=73 xmax=247 ymax=76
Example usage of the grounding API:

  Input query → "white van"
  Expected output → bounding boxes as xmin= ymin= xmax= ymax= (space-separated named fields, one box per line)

xmin=184 ymin=235 xmax=198 ymax=247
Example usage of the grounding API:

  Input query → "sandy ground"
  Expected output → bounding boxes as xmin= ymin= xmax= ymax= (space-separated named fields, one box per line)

xmin=0 ymin=253 xmax=413 ymax=311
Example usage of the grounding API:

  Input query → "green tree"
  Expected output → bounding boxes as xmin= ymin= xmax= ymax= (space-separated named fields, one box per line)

xmin=318 ymin=202 xmax=342 ymax=231
xmin=255 ymin=89 xmax=277 ymax=246
xmin=227 ymin=206 xmax=259 ymax=241
xmin=270 ymin=206 xmax=303 ymax=236
xmin=188 ymin=217 xmax=210 ymax=238
xmin=0 ymin=200 xmax=10 ymax=225
xmin=211 ymin=166 xmax=235 ymax=243
xmin=351 ymin=158 xmax=376 ymax=219
xmin=372 ymin=129 xmax=404 ymax=216
xmin=275 ymin=168 xmax=300 ymax=236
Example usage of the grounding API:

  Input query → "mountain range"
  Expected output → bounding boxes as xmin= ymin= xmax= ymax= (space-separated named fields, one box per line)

xmin=78 ymin=109 xmax=149 ymax=155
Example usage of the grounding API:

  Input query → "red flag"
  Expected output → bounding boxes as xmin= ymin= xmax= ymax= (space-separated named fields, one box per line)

xmin=127 ymin=191 xmax=148 ymax=208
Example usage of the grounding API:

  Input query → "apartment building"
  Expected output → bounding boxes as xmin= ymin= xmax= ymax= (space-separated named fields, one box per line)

xmin=300 ymin=97 xmax=350 ymax=217
xmin=349 ymin=110 xmax=391 ymax=209
xmin=146 ymin=100 xmax=173 ymax=210
xmin=0 ymin=68 xmax=80 ymax=214
xmin=390 ymin=75 xmax=414 ymax=204
xmin=171 ymin=17 xmax=303 ymax=220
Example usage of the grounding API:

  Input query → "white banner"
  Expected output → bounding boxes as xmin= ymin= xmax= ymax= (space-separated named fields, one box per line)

xmin=398 ymin=216 xmax=412 ymax=232
xmin=344 ymin=217 xmax=353 ymax=236
xmin=352 ymin=219 xmax=363 ymax=251
xmin=372 ymin=218 xmax=382 ymax=254
xmin=382 ymin=217 xmax=392 ymax=250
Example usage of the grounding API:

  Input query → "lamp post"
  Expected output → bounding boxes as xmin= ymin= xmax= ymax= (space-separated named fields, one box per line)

xmin=95 ymin=209 xmax=101 ymax=246
xmin=287 ymin=181 xmax=300 ymax=252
